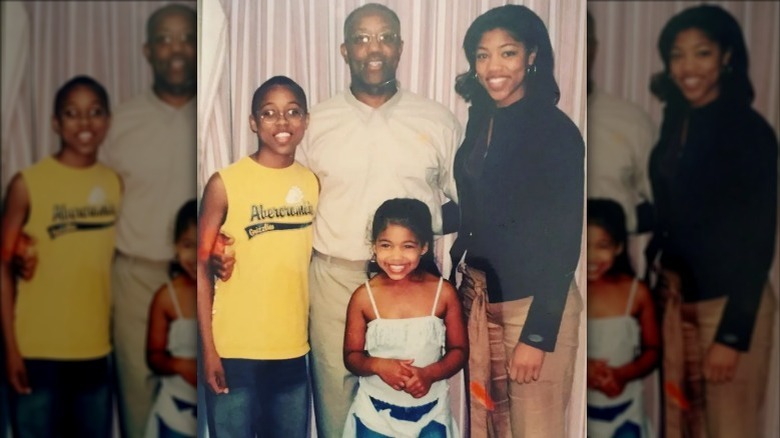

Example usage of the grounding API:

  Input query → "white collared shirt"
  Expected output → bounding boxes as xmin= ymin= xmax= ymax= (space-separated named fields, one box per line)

xmin=99 ymin=90 xmax=197 ymax=261
xmin=296 ymin=88 xmax=462 ymax=261
xmin=587 ymin=88 xmax=656 ymax=232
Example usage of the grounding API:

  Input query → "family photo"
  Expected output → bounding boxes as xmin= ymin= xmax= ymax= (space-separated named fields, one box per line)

xmin=0 ymin=0 xmax=777 ymax=437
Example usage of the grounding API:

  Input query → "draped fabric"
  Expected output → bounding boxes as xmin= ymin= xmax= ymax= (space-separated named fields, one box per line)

xmin=1 ymin=2 xmax=32 ymax=192
xmin=198 ymin=1 xmax=588 ymax=436
xmin=197 ymin=0 xmax=588 ymax=190
xmin=0 ymin=1 xmax=196 ymax=193
xmin=589 ymin=3 xmax=779 ymax=437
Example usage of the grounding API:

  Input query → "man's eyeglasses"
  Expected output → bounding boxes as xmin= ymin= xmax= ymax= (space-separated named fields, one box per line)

xmin=258 ymin=108 xmax=306 ymax=124
xmin=152 ymin=33 xmax=196 ymax=46
xmin=348 ymin=32 xmax=399 ymax=46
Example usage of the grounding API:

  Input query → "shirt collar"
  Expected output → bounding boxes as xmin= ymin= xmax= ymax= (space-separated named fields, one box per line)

xmin=344 ymin=85 xmax=403 ymax=121
xmin=144 ymin=88 xmax=196 ymax=114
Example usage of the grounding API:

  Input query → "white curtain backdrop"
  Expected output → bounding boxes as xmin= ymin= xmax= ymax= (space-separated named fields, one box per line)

xmin=0 ymin=1 xmax=196 ymax=194
xmin=197 ymin=0 xmax=588 ymax=187
xmin=589 ymin=2 xmax=780 ymax=437
xmin=198 ymin=0 xmax=588 ymax=436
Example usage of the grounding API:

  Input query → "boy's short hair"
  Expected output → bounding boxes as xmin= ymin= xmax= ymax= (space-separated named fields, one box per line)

xmin=53 ymin=75 xmax=110 ymax=117
xmin=250 ymin=76 xmax=308 ymax=115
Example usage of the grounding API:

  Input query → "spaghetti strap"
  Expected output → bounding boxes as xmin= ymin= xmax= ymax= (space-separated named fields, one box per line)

xmin=365 ymin=281 xmax=381 ymax=319
xmin=167 ymin=280 xmax=183 ymax=319
xmin=625 ymin=277 xmax=639 ymax=316
xmin=431 ymin=277 xmax=444 ymax=316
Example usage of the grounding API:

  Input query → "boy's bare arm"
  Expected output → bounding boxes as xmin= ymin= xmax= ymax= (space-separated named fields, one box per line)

xmin=1 ymin=174 xmax=32 ymax=393
xmin=197 ymin=173 xmax=229 ymax=393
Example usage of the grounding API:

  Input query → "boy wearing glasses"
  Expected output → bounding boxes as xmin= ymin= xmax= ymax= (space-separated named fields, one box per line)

xmin=212 ymin=5 xmax=461 ymax=437
xmin=197 ymin=76 xmax=318 ymax=437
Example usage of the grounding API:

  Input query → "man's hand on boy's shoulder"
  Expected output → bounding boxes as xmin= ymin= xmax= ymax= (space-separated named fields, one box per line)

xmin=12 ymin=233 xmax=37 ymax=281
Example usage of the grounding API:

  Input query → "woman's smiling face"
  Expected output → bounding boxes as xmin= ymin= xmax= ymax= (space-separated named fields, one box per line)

xmin=668 ymin=27 xmax=731 ymax=108
xmin=475 ymin=28 xmax=536 ymax=108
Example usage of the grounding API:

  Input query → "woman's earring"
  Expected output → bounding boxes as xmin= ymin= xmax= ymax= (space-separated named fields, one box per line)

xmin=526 ymin=64 xmax=537 ymax=74
xmin=721 ymin=64 xmax=733 ymax=75
xmin=473 ymin=72 xmax=479 ymax=80
xmin=370 ymin=253 xmax=377 ymax=263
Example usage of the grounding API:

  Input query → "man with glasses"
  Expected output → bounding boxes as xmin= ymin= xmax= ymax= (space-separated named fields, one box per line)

xmin=213 ymin=5 xmax=460 ymax=436
xmin=297 ymin=4 xmax=461 ymax=437
xmin=98 ymin=4 xmax=197 ymax=438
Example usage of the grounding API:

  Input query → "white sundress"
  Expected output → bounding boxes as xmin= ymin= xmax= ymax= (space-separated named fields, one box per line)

xmin=145 ymin=281 xmax=198 ymax=438
xmin=343 ymin=277 xmax=459 ymax=438
xmin=587 ymin=278 xmax=651 ymax=438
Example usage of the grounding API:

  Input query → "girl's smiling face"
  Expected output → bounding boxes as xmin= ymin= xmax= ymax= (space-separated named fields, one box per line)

xmin=586 ymin=224 xmax=623 ymax=281
xmin=53 ymin=85 xmax=110 ymax=158
xmin=374 ymin=223 xmax=428 ymax=281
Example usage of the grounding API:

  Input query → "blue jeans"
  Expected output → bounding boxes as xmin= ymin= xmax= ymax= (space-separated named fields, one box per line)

xmin=11 ymin=357 xmax=112 ymax=438
xmin=205 ymin=355 xmax=309 ymax=438
xmin=354 ymin=415 xmax=447 ymax=438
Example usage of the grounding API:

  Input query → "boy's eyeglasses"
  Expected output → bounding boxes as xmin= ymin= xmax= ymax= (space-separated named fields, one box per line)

xmin=348 ymin=32 xmax=399 ymax=46
xmin=258 ymin=108 xmax=306 ymax=124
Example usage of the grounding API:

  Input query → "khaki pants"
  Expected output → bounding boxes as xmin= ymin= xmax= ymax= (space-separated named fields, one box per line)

xmin=112 ymin=252 xmax=169 ymax=438
xmin=308 ymin=254 xmax=367 ymax=438
xmin=659 ymin=269 xmax=776 ymax=438
xmin=460 ymin=266 xmax=582 ymax=438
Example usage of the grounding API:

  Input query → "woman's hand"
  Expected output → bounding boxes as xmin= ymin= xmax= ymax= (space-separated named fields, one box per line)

xmin=374 ymin=358 xmax=414 ymax=391
xmin=203 ymin=350 xmax=228 ymax=394
xmin=400 ymin=363 xmax=433 ymax=398
xmin=703 ymin=342 xmax=739 ymax=383
xmin=508 ymin=342 xmax=545 ymax=384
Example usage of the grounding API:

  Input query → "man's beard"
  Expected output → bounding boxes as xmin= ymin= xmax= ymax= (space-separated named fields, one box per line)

xmin=154 ymin=73 xmax=196 ymax=96
xmin=352 ymin=75 xmax=398 ymax=96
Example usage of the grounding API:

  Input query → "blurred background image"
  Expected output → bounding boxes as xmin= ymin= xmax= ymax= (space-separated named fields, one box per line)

xmin=587 ymin=2 xmax=779 ymax=437
xmin=1 ymin=2 xmax=196 ymax=437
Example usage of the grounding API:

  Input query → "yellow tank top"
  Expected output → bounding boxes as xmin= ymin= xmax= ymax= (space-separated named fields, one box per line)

xmin=16 ymin=156 xmax=121 ymax=359
xmin=213 ymin=156 xmax=318 ymax=359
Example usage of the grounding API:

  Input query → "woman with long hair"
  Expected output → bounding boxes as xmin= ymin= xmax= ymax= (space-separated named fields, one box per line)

xmin=452 ymin=5 xmax=585 ymax=437
xmin=648 ymin=5 xmax=777 ymax=437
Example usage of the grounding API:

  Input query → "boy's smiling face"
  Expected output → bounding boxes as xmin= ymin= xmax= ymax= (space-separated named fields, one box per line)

xmin=249 ymin=86 xmax=309 ymax=164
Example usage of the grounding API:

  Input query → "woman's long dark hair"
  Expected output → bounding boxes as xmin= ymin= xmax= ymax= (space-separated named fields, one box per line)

xmin=588 ymin=198 xmax=635 ymax=278
xmin=649 ymin=5 xmax=755 ymax=194
xmin=454 ymin=4 xmax=560 ymax=109
xmin=650 ymin=4 xmax=753 ymax=110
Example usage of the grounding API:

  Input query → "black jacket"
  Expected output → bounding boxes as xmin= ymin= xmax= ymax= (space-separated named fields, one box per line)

xmin=649 ymin=97 xmax=778 ymax=351
xmin=452 ymin=97 xmax=584 ymax=352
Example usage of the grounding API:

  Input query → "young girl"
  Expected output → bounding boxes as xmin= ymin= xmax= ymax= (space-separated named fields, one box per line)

xmin=586 ymin=198 xmax=660 ymax=438
xmin=197 ymin=76 xmax=318 ymax=437
xmin=0 ymin=75 xmax=120 ymax=437
xmin=343 ymin=198 xmax=468 ymax=437
xmin=145 ymin=199 xmax=197 ymax=437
